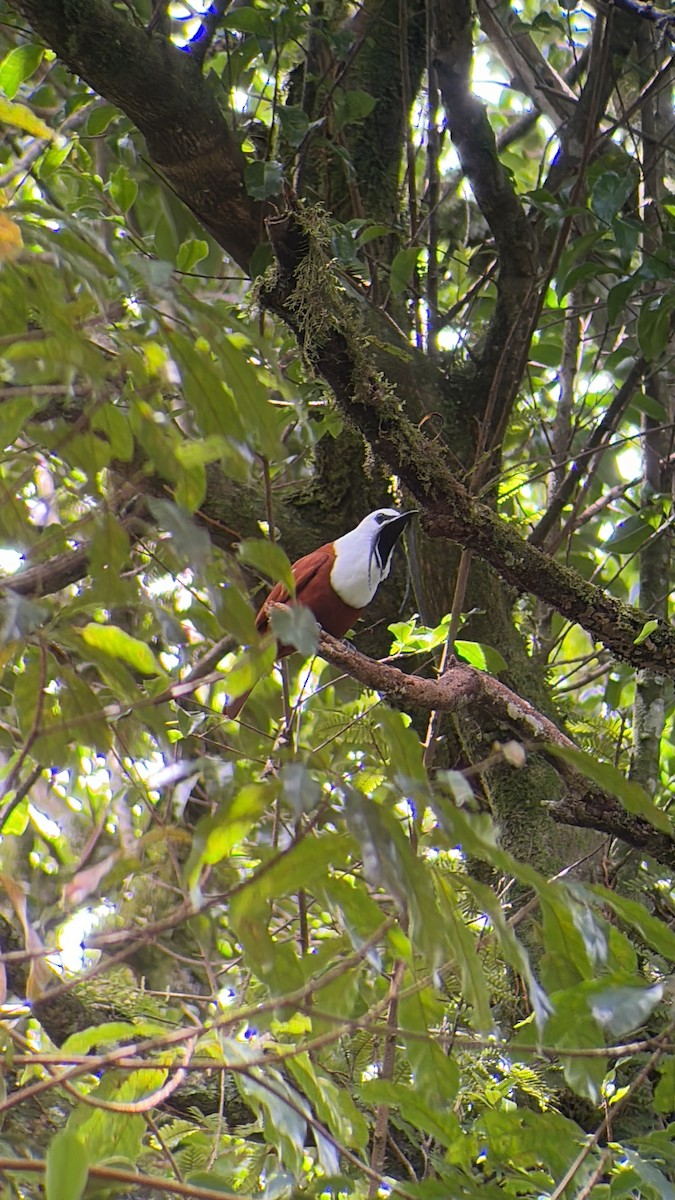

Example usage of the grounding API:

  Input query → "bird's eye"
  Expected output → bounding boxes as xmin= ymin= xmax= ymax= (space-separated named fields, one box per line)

xmin=375 ymin=513 xmax=389 ymax=525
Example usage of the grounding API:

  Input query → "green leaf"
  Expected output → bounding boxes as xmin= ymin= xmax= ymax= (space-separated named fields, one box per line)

xmin=590 ymin=887 xmax=675 ymax=962
xmin=189 ymin=784 xmax=269 ymax=873
xmin=0 ymin=593 xmax=49 ymax=643
xmin=359 ymin=1079 xmax=460 ymax=1148
xmin=221 ymin=7 xmax=270 ymax=33
xmin=637 ymin=299 xmax=671 ymax=361
xmin=455 ymin=640 xmax=507 ymax=674
xmin=85 ymin=103 xmax=119 ymax=135
xmin=218 ymin=584 xmax=258 ymax=644
xmin=591 ymin=170 xmax=636 ymax=224
xmin=222 ymin=640 xmax=277 ymax=702
xmin=225 ymin=1039 xmax=307 ymax=1173
xmin=607 ymin=277 xmax=636 ymax=324
xmin=547 ymin=745 xmax=672 ymax=833
xmin=344 ymin=789 xmax=445 ymax=968
xmin=245 ymin=159 xmax=283 ymax=200
xmin=146 ymin=497 xmax=212 ymax=568
xmin=0 ymin=44 xmax=44 ymax=99
xmin=67 ymin=1070 xmax=157 ymax=1159
xmin=590 ymin=983 xmax=663 ymax=1038
xmin=0 ymin=96 xmax=53 ymax=139
xmin=288 ymin=1053 xmax=368 ymax=1151
xmin=238 ymin=538 xmax=295 ymax=596
xmin=280 ymin=763 xmax=321 ymax=816
xmin=556 ymin=261 xmax=617 ymax=302
xmin=108 ymin=165 xmax=138 ymax=214
xmin=436 ymin=876 xmax=493 ymax=1030
xmin=278 ymin=105 xmax=310 ymax=147
xmin=398 ymin=987 xmax=460 ymax=1106
xmin=270 ymin=603 xmax=319 ymax=656
xmin=80 ymin=624 xmax=162 ymax=676
xmin=46 ymin=1131 xmax=88 ymax=1200
xmin=333 ymin=89 xmax=376 ymax=132
xmin=374 ymin=709 xmax=428 ymax=788
xmin=390 ymin=246 xmax=420 ymax=295
xmin=540 ymin=987 xmax=606 ymax=1102
xmin=91 ymin=402 xmax=134 ymax=461
xmin=634 ymin=618 xmax=659 ymax=645
xmin=604 ymin=512 xmax=653 ymax=554
xmin=655 ymin=1058 xmax=675 ymax=1114
xmin=176 ymin=238 xmax=209 ymax=272
xmin=0 ymin=394 xmax=38 ymax=447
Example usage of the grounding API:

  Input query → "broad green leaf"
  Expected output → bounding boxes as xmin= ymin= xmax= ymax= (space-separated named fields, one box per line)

xmin=245 ymin=159 xmax=283 ymax=200
xmin=590 ymin=887 xmax=675 ymax=961
xmin=539 ymin=988 xmax=606 ymax=1102
xmin=590 ymin=983 xmax=663 ymax=1038
xmin=222 ymin=7 xmax=270 ymax=33
xmin=108 ymin=165 xmax=138 ymax=214
xmin=333 ymin=89 xmax=376 ymax=131
xmin=634 ymin=618 xmax=659 ymax=645
xmin=0 ymin=95 xmax=53 ymax=139
xmin=218 ymin=584 xmax=258 ymax=644
xmin=547 ymin=745 xmax=672 ymax=833
xmin=166 ymin=330 xmax=246 ymax=444
xmin=46 ymin=1131 xmax=88 ymax=1200
xmin=61 ymin=1021 xmax=158 ymax=1055
xmin=603 ymin=512 xmax=653 ymax=554
xmin=269 ymin=603 xmax=319 ymax=656
xmin=188 ymin=784 xmax=269 ymax=874
xmin=374 ymin=708 xmax=428 ymax=788
xmin=359 ymin=1079 xmax=460 ymax=1148
xmin=278 ymin=105 xmax=310 ymax=147
xmin=67 ymin=1070 xmax=160 ymax=1159
xmin=238 ymin=539 xmax=295 ymax=596
xmin=655 ymin=1058 xmax=675 ymax=1115
xmin=85 ymin=103 xmax=119 ymax=135
xmin=0 ymin=44 xmax=44 ymax=98
xmin=225 ymin=1039 xmax=307 ymax=1173
xmin=287 ymin=1053 xmax=369 ymax=1151
xmin=399 ymin=987 xmax=460 ymax=1106
xmin=147 ymin=496 xmax=212 ymax=567
xmin=622 ymin=1149 xmax=675 ymax=1200
xmin=176 ymin=238 xmax=209 ymax=272
xmin=280 ymin=763 xmax=321 ymax=816
xmin=81 ymin=623 xmax=162 ymax=676
xmin=436 ymin=876 xmax=493 ymax=1030
xmin=91 ymin=403 xmax=134 ymax=462
xmin=222 ymin=640 xmax=276 ymax=701
xmin=637 ymin=299 xmax=671 ymax=361
xmin=390 ymin=246 xmax=420 ymax=295
xmin=590 ymin=170 xmax=636 ymax=224
xmin=0 ymin=394 xmax=37 ymax=448
xmin=344 ymin=789 xmax=445 ymax=968
xmin=216 ymin=332 xmax=281 ymax=456
xmin=455 ymin=640 xmax=507 ymax=673
xmin=0 ymin=593 xmax=48 ymax=643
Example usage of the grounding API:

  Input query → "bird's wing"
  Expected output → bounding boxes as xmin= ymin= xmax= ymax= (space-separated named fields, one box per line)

xmin=255 ymin=547 xmax=332 ymax=632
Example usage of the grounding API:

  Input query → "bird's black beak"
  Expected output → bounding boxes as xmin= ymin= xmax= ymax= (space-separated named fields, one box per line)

xmin=375 ymin=510 xmax=417 ymax=567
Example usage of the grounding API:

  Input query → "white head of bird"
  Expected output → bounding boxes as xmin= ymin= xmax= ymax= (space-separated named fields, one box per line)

xmin=330 ymin=508 xmax=416 ymax=609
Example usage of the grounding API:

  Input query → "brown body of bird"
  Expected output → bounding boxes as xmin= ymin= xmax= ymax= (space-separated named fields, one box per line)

xmin=225 ymin=508 xmax=415 ymax=719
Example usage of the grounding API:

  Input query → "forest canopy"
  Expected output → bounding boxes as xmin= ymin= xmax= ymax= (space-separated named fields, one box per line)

xmin=0 ymin=0 xmax=674 ymax=1197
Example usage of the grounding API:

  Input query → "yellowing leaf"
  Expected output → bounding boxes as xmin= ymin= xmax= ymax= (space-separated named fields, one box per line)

xmin=81 ymin=624 xmax=162 ymax=676
xmin=0 ymin=211 xmax=22 ymax=262
xmin=0 ymin=95 xmax=54 ymax=140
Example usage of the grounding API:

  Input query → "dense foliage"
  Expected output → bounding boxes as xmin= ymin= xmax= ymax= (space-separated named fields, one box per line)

xmin=0 ymin=0 xmax=674 ymax=1197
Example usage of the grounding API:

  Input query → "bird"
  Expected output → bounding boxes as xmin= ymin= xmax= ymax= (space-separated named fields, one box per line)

xmin=225 ymin=508 xmax=416 ymax=719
